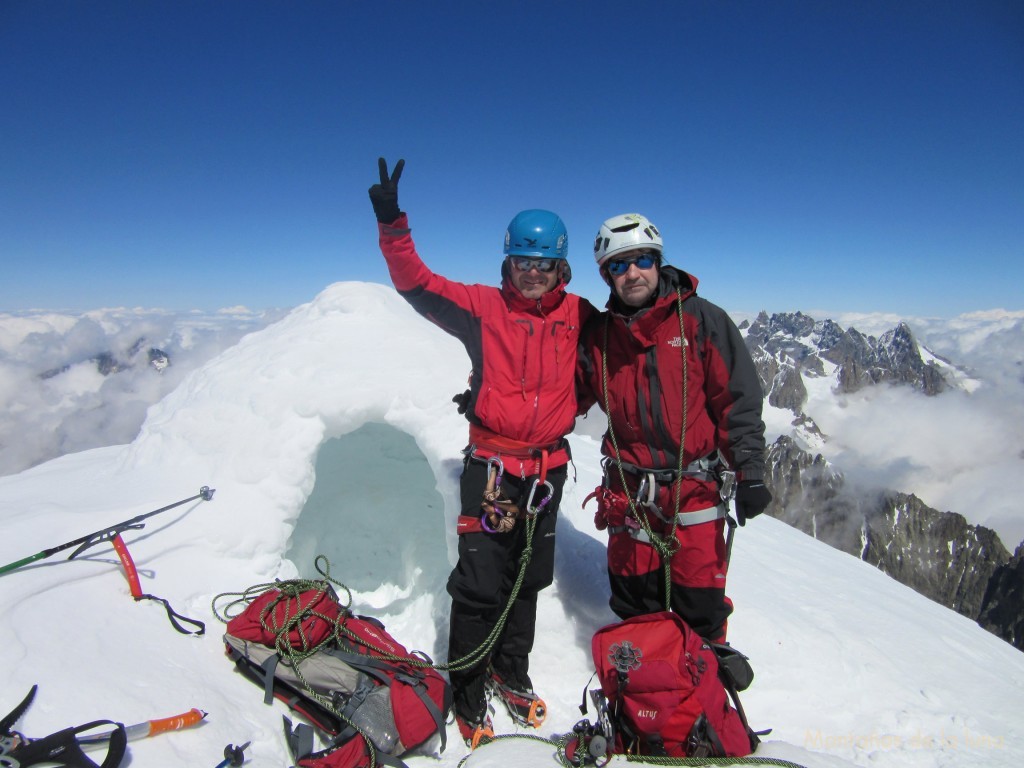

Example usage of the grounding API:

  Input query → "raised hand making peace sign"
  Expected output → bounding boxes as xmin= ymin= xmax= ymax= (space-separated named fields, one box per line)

xmin=368 ymin=157 xmax=405 ymax=223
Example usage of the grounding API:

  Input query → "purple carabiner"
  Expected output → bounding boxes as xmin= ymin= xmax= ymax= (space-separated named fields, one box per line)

xmin=524 ymin=478 xmax=555 ymax=515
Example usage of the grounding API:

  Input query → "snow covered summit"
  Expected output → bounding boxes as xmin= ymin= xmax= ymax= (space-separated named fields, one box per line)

xmin=0 ymin=282 xmax=1021 ymax=768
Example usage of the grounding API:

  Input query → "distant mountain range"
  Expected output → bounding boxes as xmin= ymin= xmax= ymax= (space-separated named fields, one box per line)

xmin=741 ymin=311 xmax=1022 ymax=650
xmin=38 ymin=336 xmax=170 ymax=380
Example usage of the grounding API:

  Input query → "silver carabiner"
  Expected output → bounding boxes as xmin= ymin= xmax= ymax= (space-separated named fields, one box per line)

xmin=718 ymin=470 xmax=737 ymax=503
xmin=487 ymin=455 xmax=505 ymax=482
xmin=524 ymin=478 xmax=555 ymax=515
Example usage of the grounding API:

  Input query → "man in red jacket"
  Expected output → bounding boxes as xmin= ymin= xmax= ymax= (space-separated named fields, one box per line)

xmin=578 ymin=213 xmax=770 ymax=644
xmin=369 ymin=159 xmax=594 ymax=748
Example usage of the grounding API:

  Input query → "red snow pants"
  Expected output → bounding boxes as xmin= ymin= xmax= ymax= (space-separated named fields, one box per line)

xmin=593 ymin=472 xmax=732 ymax=642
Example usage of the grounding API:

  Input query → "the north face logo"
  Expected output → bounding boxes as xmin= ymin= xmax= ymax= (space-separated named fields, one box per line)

xmin=667 ymin=336 xmax=688 ymax=347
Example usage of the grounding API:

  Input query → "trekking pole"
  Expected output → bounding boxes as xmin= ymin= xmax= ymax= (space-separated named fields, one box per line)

xmin=78 ymin=708 xmax=207 ymax=747
xmin=0 ymin=487 xmax=215 ymax=576
xmin=214 ymin=741 xmax=250 ymax=767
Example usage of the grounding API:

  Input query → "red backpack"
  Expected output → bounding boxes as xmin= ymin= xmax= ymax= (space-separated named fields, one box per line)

xmin=586 ymin=611 xmax=759 ymax=759
xmin=222 ymin=585 xmax=451 ymax=768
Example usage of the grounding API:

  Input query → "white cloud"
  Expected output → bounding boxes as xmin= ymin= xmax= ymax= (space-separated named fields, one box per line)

xmin=795 ymin=311 xmax=1024 ymax=548
xmin=0 ymin=307 xmax=281 ymax=477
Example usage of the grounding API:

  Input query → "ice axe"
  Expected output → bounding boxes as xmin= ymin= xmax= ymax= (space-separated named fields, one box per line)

xmin=0 ymin=487 xmax=215 ymax=635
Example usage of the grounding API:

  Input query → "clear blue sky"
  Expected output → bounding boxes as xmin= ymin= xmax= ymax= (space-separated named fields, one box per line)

xmin=2 ymin=0 xmax=1021 ymax=317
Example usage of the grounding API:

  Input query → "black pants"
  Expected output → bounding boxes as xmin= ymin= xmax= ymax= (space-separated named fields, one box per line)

xmin=446 ymin=460 xmax=564 ymax=720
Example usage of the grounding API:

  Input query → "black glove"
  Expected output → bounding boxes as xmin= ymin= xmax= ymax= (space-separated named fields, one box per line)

xmin=452 ymin=389 xmax=471 ymax=415
xmin=368 ymin=157 xmax=405 ymax=223
xmin=734 ymin=480 xmax=772 ymax=526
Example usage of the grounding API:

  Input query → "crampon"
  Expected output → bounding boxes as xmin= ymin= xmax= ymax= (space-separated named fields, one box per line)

xmin=487 ymin=671 xmax=547 ymax=728
xmin=454 ymin=712 xmax=494 ymax=750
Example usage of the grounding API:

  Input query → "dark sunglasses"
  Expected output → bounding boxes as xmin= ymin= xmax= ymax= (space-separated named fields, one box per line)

xmin=509 ymin=256 xmax=559 ymax=273
xmin=605 ymin=253 xmax=659 ymax=277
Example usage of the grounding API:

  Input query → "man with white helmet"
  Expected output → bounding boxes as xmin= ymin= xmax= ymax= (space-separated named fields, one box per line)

xmin=578 ymin=213 xmax=770 ymax=643
xmin=369 ymin=159 xmax=595 ymax=748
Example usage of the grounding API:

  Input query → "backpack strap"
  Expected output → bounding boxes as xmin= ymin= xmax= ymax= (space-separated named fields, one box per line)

xmin=259 ymin=653 xmax=280 ymax=705
xmin=326 ymin=650 xmax=449 ymax=754
xmin=283 ymin=716 xmax=317 ymax=762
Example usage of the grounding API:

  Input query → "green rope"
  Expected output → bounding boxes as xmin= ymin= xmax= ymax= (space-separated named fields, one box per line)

xmin=599 ymin=289 xmax=689 ymax=611
xmin=455 ymin=730 xmax=809 ymax=768
xmin=621 ymin=757 xmax=807 ymax=767
xmin=211 ymin=508 xmax=541 ymax=763
xmin=212 ymin=556 xmax=382 ymax=766
xmin=443 ymin=510 xmax=538 ymax=672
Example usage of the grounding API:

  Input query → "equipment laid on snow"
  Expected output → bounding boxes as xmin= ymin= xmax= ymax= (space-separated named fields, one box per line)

xmin=1 ymin=685 xmax=206 ymax=768
xmin=214 ymin=559 xmax=452 ymax=768
xmin=77 ymin=706 xmax=206 ymax=748
xmin=1 ymin=685 xmax=125 ymax=768
xmin=0 ymin=487 xmax=214 ymax=635
xmin=564 ymin=612 xmax=762 ymax=764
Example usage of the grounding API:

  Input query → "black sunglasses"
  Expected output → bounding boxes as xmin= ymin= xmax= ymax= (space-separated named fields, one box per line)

xmin=605 ymin=253 xmax=659 ymax=277
xmin=509 ymin=256 xmax=559 ymax=273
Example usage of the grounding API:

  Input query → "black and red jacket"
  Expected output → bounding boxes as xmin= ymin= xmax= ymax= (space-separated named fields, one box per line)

xmin=379 ymin=214 xmax=595 ymax=468
xmin=578 ymin=265 xmax=766 ymax=499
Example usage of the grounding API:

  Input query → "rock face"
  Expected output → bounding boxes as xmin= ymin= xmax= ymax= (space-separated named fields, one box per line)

xmin=744 ymin=312 xmax=952 ymax=411
xmin=764 ymin=435 xmax=1022 ymax=650
xmin=978 ymin=544 xmax=1024 ymax=649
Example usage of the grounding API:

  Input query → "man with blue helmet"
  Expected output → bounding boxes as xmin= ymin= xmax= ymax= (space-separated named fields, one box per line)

xmin=369 ymin=159 xmax=594 ymax=748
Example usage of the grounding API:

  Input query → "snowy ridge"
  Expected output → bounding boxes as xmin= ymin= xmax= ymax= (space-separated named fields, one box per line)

xmin=1 ymin=283 xmax=1022 ymax=768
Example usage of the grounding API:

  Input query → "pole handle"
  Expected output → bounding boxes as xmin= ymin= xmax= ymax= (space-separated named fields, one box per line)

xmin=146 ymin=707 xmax=207 ymax=737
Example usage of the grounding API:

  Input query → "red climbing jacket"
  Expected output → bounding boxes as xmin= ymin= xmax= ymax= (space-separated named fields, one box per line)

xmin=379 ymin=214 xmax=595 ymax=472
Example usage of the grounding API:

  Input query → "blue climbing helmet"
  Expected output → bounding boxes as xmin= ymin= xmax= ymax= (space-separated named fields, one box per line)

xmin=503 ymin=209 xmax=569 ymax=260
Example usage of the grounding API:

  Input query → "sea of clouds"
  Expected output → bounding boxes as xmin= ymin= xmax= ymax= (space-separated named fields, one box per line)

xmin=0 ymin=305 xmax=284 ymax=478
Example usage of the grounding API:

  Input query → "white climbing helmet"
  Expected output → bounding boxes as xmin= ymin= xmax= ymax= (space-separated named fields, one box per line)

xmin=593 ymin=213 xmax=663 ymax=265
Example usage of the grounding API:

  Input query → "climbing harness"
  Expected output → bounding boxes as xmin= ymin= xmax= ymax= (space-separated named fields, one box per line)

xmin=602 ymin=454 xmax=730 ymax=545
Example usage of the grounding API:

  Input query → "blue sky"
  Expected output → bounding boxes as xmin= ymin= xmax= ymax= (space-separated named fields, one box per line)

xmin=2 ymin=0 xmax=1021 ymax=317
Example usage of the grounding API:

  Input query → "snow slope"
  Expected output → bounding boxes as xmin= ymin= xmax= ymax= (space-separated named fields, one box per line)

xmin=1 ymin=283 xmax=1021 ymax=768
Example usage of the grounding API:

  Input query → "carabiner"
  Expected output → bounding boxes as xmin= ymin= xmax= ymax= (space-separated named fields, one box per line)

xmin=524 ymin=478 xmax=555 ymax=515
xmin=718 ymin=469 xmax=737 ymax=503
xmin=487 ymin=456 xmax=505 ymax=485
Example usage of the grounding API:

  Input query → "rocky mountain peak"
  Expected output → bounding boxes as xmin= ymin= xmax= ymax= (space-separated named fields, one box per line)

xmin=744 ymin=312 xmax=950 ymax=414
